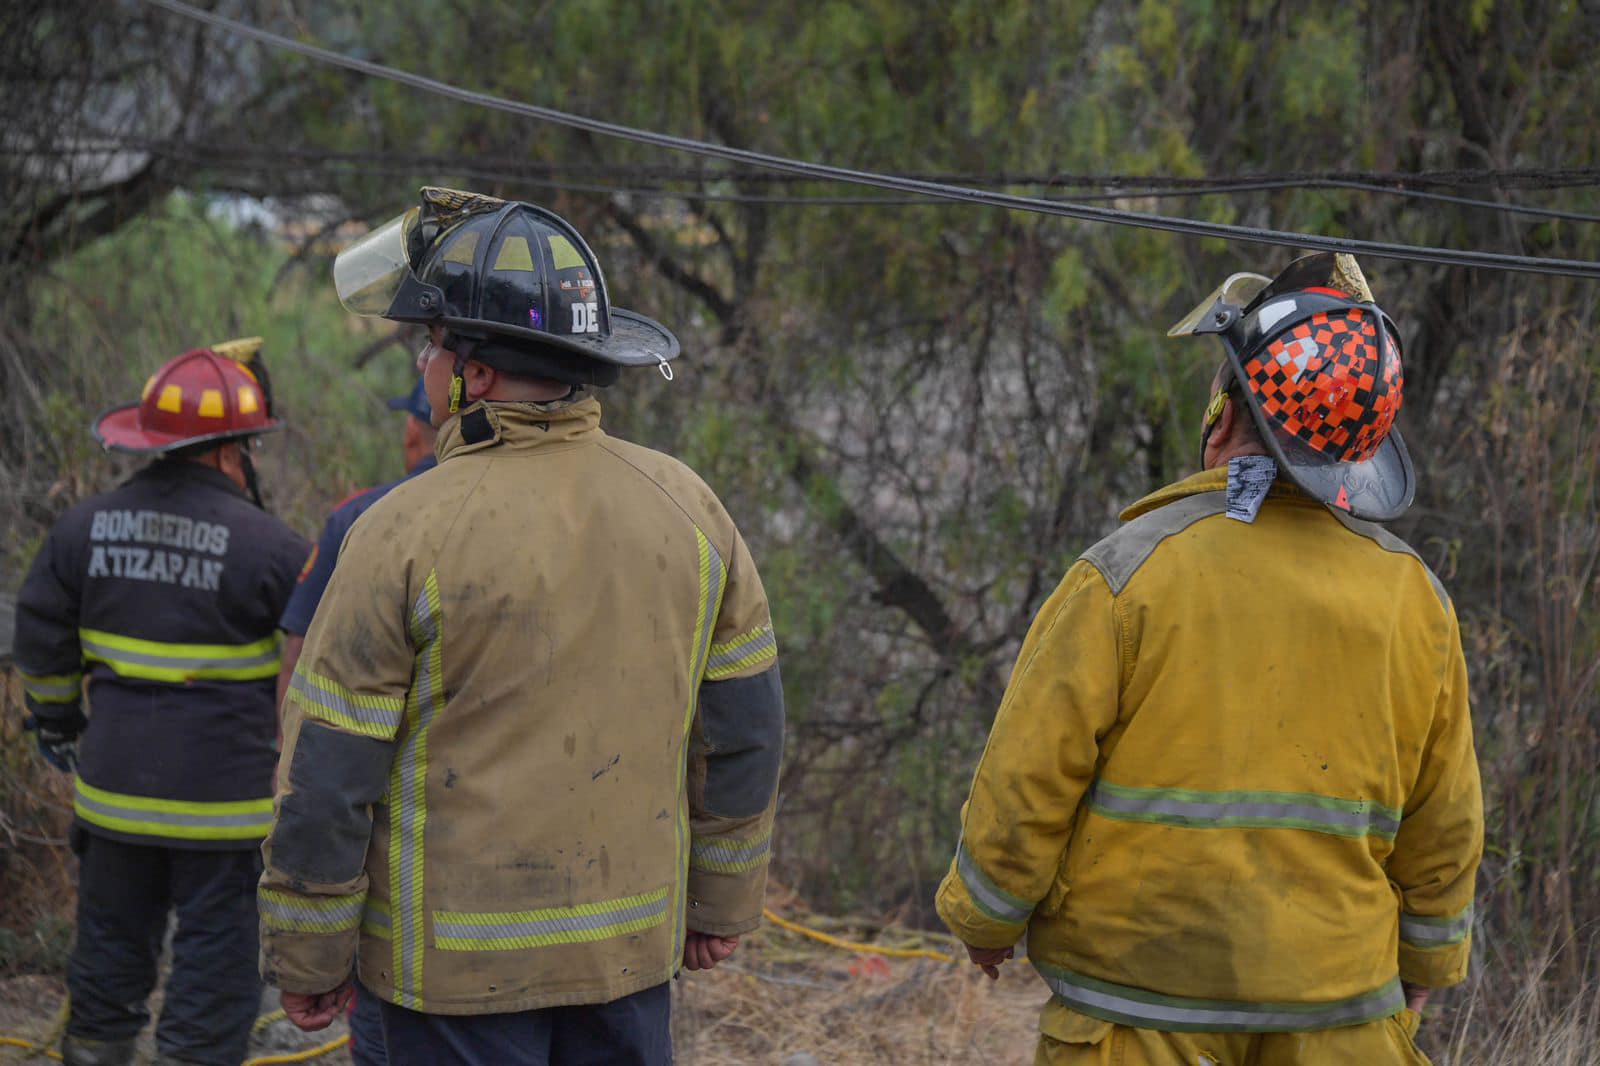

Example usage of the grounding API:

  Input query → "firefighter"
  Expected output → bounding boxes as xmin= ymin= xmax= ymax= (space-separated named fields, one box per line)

xmin=13 ymin=340 xmax=311 ymax=1066
xmin=935 ymin=254 xmax=1481 ymax=1065
xmin=272 ymin=376 xmax=438 ymax=1066
xmin=259 ymin=188 xmax=785 ymax=1065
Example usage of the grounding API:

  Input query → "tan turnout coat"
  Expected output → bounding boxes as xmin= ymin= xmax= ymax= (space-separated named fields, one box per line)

xmin=260 ymin=396 xmax=783 ymax=1013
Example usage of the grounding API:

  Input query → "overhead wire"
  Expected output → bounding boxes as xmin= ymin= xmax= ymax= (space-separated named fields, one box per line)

xmin=15 ymin=140 xmax=1600 ymax=191
xmin=139 ymin=0 xmax=1600 ymax=279
xmin=31 ymin=137 xmax=1600 ymax=221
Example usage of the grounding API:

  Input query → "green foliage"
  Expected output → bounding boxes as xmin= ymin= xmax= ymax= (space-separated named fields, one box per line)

xmin=22 ymin=197 xmax=420 ymax=538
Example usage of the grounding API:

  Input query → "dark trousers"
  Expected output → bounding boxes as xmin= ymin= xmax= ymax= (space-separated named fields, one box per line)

xmin=378 ymin=981 xmax=671 ymax=1066
xmin=349 ymin=982 xmax=390 ymax=1066
xmin=66 ymin=831 xmax=262 ymax=1066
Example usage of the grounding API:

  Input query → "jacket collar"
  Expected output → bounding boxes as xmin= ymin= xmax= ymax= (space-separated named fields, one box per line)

xmin=435 ymin=395 xmax=603 ymax=462
xmin=1119 ymin=464 xmax=1315 ymax=521
xmin=136 ymin=459 xmax=248 ymax=499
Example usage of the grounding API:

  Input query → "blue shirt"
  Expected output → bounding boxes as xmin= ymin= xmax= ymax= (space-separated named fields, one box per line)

xmin=278 ymin=455 xmax=437 ymax=635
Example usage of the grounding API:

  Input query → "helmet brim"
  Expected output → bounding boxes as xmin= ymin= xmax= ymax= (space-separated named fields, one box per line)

xmin=442 ymin=306 xmax=680 ymax=369
xmin=93 ymin=403 xmax=283 ymax=455
xmin=1265 ymin=417 xmax=1414 ymax=521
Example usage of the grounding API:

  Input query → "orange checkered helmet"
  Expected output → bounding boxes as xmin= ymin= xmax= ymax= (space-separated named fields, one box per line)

xmin=1168 ymin=252 xmax=1415 ymax=521
xmin=94 ymin=343 xmax=282 ymax=455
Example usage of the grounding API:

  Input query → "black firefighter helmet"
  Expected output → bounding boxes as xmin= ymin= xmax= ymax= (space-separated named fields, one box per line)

xmin=334 ymin=187 xmax=679 ymax=387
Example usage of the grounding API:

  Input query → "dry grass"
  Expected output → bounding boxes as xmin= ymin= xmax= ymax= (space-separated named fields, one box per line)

xmin=673 ymin=910 xmax=1041 ymax=1066
xmin=1425 ymin=937 xmax=1600 ymax=1066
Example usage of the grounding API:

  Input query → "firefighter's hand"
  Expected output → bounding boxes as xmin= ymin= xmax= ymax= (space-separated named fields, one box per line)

xmin=682 ymin=931 xmax=739 ymax=971
xmin=1403 ymin=981 xmax=1432 ymax=1013
xmin=23 ymin=712 xmax=84 ymax=773
xmin=281 ymin=983 xmax=353 ymax=1031
xmin=964 ymin=943 xmax=1015 ymax=980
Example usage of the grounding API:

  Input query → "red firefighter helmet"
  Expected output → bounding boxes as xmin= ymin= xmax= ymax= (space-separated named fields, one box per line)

xmin=94 ymin=345 xmax=282 ymax=454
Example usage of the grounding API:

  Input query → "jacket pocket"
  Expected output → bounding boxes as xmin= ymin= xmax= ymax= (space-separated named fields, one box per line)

xmin=1386 ymin=1009 xmax=1433 ymax=1066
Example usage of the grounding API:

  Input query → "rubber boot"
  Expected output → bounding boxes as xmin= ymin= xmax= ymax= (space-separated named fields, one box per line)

xmin=59 ymin=1034 xmax=137 ymax=1066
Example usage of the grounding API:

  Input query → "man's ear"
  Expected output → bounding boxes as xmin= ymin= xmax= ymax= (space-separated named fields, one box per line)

xmin=1213 ymin=395 xmax=1239 ymax=444
xmin=462 ymin=360 xmax=497 ymax=401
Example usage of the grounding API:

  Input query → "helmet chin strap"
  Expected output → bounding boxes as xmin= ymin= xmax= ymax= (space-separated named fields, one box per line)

xmin=1198 ymin=362 xmax=1235 ymax=468
xmin=445 ymin=335 xmax=474 ymax=414
xmin=238 ymin=445 xmax=265 ymax=508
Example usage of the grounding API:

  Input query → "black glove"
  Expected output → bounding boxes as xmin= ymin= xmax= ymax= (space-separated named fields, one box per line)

xmin=23 ymin=709 xmax=86 ymax=773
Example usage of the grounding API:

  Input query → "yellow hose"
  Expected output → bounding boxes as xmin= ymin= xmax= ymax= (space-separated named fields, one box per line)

xmin=0 ymin=1035 xmax=63 ymax=1061
xmin=0 ymin=1025 xmax=348 ymax=1065
xmin=761 ymin=907 xmax=955 ymax=963
xmin=252 ymin=1008 xmax=288 ymax=1033
xmin=242 ymin=1035 xmax=351 ymax=1065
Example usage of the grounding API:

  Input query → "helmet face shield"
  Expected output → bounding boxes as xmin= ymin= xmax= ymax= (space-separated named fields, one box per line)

xmin=334 ymin=210 xmax=419 ymax=317
xmin=1167 ymin=272 xmax=1272 ymax=338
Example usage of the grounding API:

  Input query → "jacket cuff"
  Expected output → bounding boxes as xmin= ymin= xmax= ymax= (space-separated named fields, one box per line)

xmin=686 ymin=867 xmax=766 ymax=937
xmin=934 ymin=872 xmax=1027 ymax=949
xmin=260 ymin=928 xmax=358 ymax=994
xmin=24 ymin=696 xmax=85 ymax=726
xmin=1398 ymin=935 xmax=1470 ymax=989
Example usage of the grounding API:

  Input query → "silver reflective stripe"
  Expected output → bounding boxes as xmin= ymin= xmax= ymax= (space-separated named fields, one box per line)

xmin=289 ymin=670 xmax=405 ymax=735
xmin=392 ymin=571 xmax=444 ymax=1009
xmin=434 ymin=890 xmax=671 ymax=949
xmin=675 ymin=532 xmax=726 ymax=968
xmin=260 ymin=891 xmax=362 ymax=932
xmin=1088 ymin=781 xmax=1402 ymax=840
xmin=1036 ymin=963 xmax=1405 ymax=1033
xmin=956 ymin=842 xmax=1034 ymax=924
xmin=705 ymin=625 xmax=776 ymax=675
xmin=1400 ymin=904 xmax=1473 ymax=947
xmin=72 ymin=777 xmax=275 ymax=832
xmin=21 ymin=672 xmax=81 ymax=702
xmin=690 ymin=833 xmax=771 ymax=873
xmin=363 ymin=901 xmax=391 ymax=939
xmin=80 ymin=637 xmax=277 ymax=673
xmin=74 ymin=787 xmax=272 ymax=832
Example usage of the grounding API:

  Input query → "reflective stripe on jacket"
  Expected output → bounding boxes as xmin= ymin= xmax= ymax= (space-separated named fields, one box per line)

xmin=12 ymin=462 xmax=309 ymax=848
xmin=260 ymin=396 xmax=784 ymax=1014
xmin=936 ymin=466 xmax=1482 ymax=1032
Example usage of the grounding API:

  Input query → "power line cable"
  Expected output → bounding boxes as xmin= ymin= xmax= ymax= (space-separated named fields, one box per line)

xmin=140 ymin=0 xmax=1600 ymax=278
xmin=36 ymin=137 xmax=1600 ymax=221
xmin=15 ymin=139 xmax=1600 ymax=191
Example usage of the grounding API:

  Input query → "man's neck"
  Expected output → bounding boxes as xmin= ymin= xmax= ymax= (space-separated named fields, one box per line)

xmin=482 ymin=380 xmax=574 ymax=404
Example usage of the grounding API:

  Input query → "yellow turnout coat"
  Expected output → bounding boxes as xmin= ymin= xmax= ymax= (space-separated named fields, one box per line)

xmin=937 ymin=466 xmax=1481 ymax=1033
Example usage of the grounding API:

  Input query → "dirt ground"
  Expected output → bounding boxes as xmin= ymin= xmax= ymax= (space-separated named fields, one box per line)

xmin=0 ymin=912 xmax=1040 ymax=1066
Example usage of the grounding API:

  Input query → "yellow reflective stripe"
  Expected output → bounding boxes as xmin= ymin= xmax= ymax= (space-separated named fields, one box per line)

xmin=690 ymin=827 xmax=771 ymax=874
xmin=675 ymin=530 xmax=727 ymax=969
xmin=434 ymin=887 xmax=670 ymax=950
xmin=363 ymin=898 xmax=391 ymax=940
xmin=705 ymin=623 xmax=777 ymax=680
xmin=259 ymin=888 xmax=363 ymax=934
xmin=391 ymin=569 xmax=444 ymax=1011
xmin=79 ymin=628 xmax=279 ymax=683
xmin=288 ymin=668 xmax=406 ymax=738
xmin=74 ymin=778 xmax=272 ymax=841
xmin=20 ymin=670 xmax=83 ymax=703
